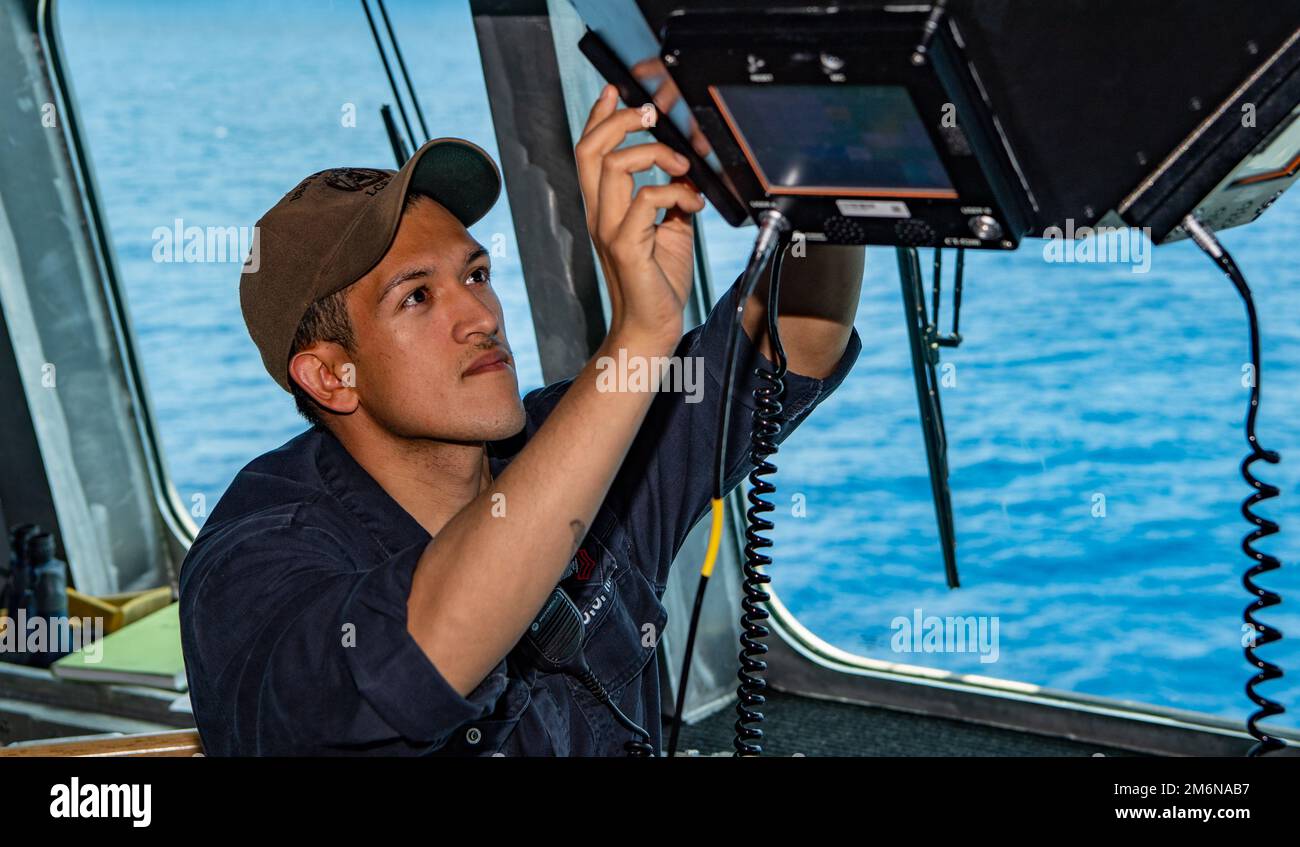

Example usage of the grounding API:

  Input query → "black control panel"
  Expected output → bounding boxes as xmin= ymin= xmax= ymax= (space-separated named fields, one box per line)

xmin=658 ymin=7 xmax=1033 ymax=249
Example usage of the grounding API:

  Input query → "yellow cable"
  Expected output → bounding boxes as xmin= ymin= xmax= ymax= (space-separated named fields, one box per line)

xmin=701 ymin=497 xmax=724 ymax=578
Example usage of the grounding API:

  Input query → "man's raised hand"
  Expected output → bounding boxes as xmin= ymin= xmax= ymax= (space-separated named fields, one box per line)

xmin=574 ymin=84 xmax=705 ymax=348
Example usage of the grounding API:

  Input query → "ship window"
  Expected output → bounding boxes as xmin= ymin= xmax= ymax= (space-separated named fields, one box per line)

xmin=699 ymin=206 xmax=1300 ymax=732
xmin=56 ymin=0 xmax=543 ymax=529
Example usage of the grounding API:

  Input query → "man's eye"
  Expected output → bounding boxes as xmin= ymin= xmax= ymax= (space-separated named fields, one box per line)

xmin=467 ymin=267 xmax=491 ymax=285
xmin=401 ymin=286 xmax=428 ymax=309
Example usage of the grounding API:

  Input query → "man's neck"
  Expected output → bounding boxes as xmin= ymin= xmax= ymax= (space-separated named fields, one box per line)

xmin=327 ymin=420 xmax=492 ymax=539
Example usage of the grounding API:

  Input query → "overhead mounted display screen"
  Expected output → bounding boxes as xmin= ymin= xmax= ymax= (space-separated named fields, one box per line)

xmin=710 ymin=83 xmax=957 ymax=198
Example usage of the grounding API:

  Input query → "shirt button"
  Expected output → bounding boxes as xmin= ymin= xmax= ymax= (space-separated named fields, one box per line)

xmin=465 ymin=727 xmax=482 ymax=745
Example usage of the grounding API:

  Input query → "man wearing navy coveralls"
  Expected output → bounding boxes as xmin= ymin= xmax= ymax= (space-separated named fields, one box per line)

xmin=179 ymin=85 xmax=864 ymax=756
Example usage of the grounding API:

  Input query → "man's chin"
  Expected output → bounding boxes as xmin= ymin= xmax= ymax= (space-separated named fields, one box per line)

xmin=477 ymin=410 xmax=528 ymax=442
xmin=448 ymin=398 xmax=527 ymax=443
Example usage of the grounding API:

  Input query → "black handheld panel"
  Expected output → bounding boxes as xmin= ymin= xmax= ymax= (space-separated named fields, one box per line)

xmin=577 ymin=27 xmax=751 ymax=226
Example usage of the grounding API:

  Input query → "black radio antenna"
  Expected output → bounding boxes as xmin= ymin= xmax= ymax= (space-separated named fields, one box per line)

xmin=360 ymin=0 xmax=417 ymax=152
xmin=380 ymin=104 xmax=411 ymax=167
xmin=375 ymin=0 xmax=430 ymax=142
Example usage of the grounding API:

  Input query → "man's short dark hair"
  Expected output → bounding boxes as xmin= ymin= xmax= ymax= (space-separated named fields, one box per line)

xmin=288 ymin=287 xmax=355 ymax=428
xmin=286 ymin=192 xmax=432 ymax=428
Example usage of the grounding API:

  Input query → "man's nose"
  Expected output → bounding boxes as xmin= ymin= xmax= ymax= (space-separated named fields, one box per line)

xmin=447 ymin=279 xmax=501 ymax=344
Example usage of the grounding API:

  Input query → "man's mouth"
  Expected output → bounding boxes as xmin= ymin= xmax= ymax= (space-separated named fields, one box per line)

xmin=463 ymin=348 xmax=512 ymax=377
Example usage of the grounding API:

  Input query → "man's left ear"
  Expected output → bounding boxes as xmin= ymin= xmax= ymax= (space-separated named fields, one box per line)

xmin=288 ymin=343 xmax=360 ymax=415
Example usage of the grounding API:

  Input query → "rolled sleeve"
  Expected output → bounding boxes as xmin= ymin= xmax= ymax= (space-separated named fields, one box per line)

xmin=181 ymin=521 xmax=509 ymax=755
xmin=339 ymin=539 xmax=509 ymax=747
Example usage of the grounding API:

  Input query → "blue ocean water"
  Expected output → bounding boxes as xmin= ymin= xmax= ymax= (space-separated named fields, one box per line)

xmin=60 ymin=0 xmax=1298 ymax=729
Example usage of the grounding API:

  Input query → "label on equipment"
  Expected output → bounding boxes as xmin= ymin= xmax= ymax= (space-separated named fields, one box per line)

xmin=835 ymin=199 xmax=911 ymax=218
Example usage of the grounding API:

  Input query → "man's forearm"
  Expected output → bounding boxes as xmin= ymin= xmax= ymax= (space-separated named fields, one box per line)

xmin=406 ymin=328 xmax=677 ymax=696
xmin=743 ymin=243 xmax=865 ymax=378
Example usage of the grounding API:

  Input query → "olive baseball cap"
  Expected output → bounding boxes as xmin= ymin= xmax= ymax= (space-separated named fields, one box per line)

xmin=240 ymin=137 xmax=502 ymax=393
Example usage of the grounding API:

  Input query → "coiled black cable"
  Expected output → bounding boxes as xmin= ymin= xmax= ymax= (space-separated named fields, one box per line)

xmin=1242 ymin=446 xmax=1285 ymax=757
xmin=666 ymin=211 xmax=788 ymax=757
xmin=733 ymin=240 xmax=789 ymax=756
xmin=1183 ymin=214 xmax=1286 ymax=757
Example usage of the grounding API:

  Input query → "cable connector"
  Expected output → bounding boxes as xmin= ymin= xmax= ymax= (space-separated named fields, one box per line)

xmin=1181 ymin=213 xmax=1224 ymax=260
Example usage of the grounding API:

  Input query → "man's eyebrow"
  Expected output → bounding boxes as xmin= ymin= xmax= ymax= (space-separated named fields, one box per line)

xmin=377 ymin=247 xmax=488 ymax=307
xmin=378 ymin=266 xmax=433 ymax=304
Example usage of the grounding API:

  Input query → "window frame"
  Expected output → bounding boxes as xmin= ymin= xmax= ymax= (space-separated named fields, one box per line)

xmin=41 ymin=0 xmax=199 ymax=555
